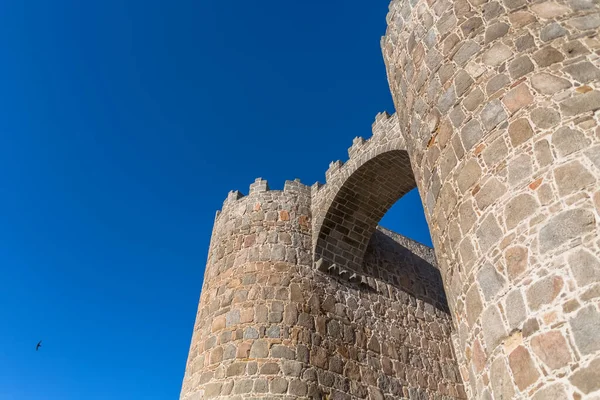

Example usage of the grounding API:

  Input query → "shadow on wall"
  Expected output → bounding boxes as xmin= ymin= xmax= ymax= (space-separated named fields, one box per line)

xmin=324 ymin=225 xmax=451 ymax=316
xmin=366 ymin=227 xmax=449 ymax=314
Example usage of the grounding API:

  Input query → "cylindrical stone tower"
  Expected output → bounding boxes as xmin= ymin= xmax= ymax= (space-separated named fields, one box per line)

xmin=180 ymin=176 xmax=465 ymax=399
xmin=382 ymin=0 xmax=600 ymax=398
xmin=180 ymin=178 xmax=314 ymax=399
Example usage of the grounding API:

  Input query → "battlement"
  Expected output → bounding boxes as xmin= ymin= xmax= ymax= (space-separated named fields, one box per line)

xmin=314 ymin=112 xmax=404 ymax=191
xmin=219 ymin=177 xmax=312 ymax=211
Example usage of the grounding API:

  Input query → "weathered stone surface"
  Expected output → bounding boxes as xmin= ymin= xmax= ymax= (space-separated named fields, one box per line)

xmin=531 ymin=107 xmax=560 ymax=129
xmin=531 ymin=331 xmax=572 ymax=369
xmin=503 ymin=83 xmax=533 ymax=113
xmin=526 ymin=275 xmax=563 ymax=311
xmin=270 ymin=377 xmax=288 ymax=394
xmin=483 ymin=43 xmax=513 ymax=66
xmin=505 ymin=289 xmax=527 ymax=330
xmin=540 ymin=22 xmax=567 ymax=42
xmin=552 ymin=127 xmax=590 ymax=157
xmin=481 ymin=100 xmax=508 ymax=130
xmin=560 ymin=90 xmax=600 ymax=116
xmin=531 ymin=1 xmax=570 ymax=18
xmin=478 ymin=263 xmax=506 ymax=301
xmin=509 ymin=346 xmax=540 ymax=390
xmin=477 ymin=214 xmax=503 ymax=254
xmin=533 ymin=46 xmax=565 ymax=67
xmin=539 ymin=209 xmax=596 ymax=253
xmin=532 ymin=383 xmax=569 ymax=400
xmin=504 ymin=193 xmax=538 ymax=229
xmin=509 ymin=56 xmax=535 ymax=79
xmin=504 ymin=246 xmax=528 ymax=280
xmin=531 ymin=73 xmax=571 ymax=94
xmin=490 ymin=358 xmax=515 ymax=399
xmin=249 ymin=340 xmax=268 ymax=358
xmin=508 ymin=153 xmax=533 ymax=185
xmin=570 ymin=305 xmax=600 ymax=355
xmin=476 ymin=178 xmax=506 ymax=210
xmin=485 ymin=22 xmax=510 ymax=43
xmin=586 ymin=145 xmax=600 ymax=170
xmin=457 ymin=159 xmax=482 ymax=193
xmin=455 ymin=70 xmax=474 ymax=96
xmin=466 ymin=284 xmax=484 ymax=327
xmin=564 ymin=61 xmax=600 ymax=83
xmin=464 ymin=88 xmax=485 ymax=111
xmin=569 ymin=248 xmax=600 ymax=286
xmin=569 ymin=358 xmax=600 ymax=394
xmin=554 ymin=160 xmax=596 ymax=196
xmin=487 ymin=74 xmax=510 ymax=95
xmin=508 ymin=118 xmax=534 ymax=146
xmin=568 ymin=14 xmax=600 ymax=30
xmin=482 ymin=305 xmax=507 ymax=352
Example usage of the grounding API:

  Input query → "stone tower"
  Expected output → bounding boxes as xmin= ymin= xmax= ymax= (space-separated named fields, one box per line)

xmin=180 ymin=0 xmax=600 ymax=398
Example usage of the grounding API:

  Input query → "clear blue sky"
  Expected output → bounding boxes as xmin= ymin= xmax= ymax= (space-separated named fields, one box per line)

xmin=0 ymin=1 xmax=431 ymax=399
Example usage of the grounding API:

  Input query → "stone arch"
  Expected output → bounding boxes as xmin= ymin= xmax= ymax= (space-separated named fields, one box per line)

xmin=312 ymin=112 xmax=418 ymax=273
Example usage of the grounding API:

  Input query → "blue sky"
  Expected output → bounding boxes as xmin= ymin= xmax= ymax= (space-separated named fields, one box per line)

xmin=0 ymin=1 xmax=431 ymax=399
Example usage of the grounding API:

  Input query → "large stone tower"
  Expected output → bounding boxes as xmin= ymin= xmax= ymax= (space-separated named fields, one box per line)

xmin=180 ymin=0 xmax=600 ymax=398
xmin=382 ymin=0 xmax=600 ymax=397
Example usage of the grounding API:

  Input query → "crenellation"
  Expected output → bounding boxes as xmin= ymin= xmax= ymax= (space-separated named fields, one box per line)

xmin=249 ymin=177 xmax=269 ymax=193
xmin=283 ymin=179 xmax=310 ymax=195
xmin=325 ymin=160 xmax=344 ymax=182
xmin=347 ymin=136 xmax=365 ymax=158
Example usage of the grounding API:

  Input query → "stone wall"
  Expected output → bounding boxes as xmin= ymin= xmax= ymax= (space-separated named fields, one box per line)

xmin=382 ymin=0 xmax=600 ymax=397
xmin=181 ymin=0 xmax=600 ymax=398
xmin=180 ymin=178 xmax=465 ymax=399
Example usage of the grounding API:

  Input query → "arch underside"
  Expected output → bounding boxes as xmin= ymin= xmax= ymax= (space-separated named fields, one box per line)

xmin=314 ymin=149 xmax=417 ymax=273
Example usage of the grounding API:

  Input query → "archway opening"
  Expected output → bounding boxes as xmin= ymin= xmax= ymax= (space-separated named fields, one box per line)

xmin=311 ymin=147 xmax=464 ymax=398
xmin=379 ymin=187 xmax=433 ymax=247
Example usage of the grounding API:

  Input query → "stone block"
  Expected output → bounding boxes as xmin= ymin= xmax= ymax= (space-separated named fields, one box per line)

xmin=554 ymin=160 xmax=595 ymax=197
xmin=569 ymin=358 xmax=600 ymax=394
xmin=504 ymin=193 xmax=539 ymax=229
xmin=477 ymin=263 xmax=506 ymax=301
xmin=508 ymin=346 xmax=540 ymax=390
xmin=249 ymin=340 xmax=268 ymax=358
xmin=526 ymin=275 xmax=564 ymax=311
xmin=560 ymin=90 xmax=600 ymax=116
xmin=552 ymin=127 xmax=590 ymax=157
xmin=482 ymin=305 xmax=507 ymax=353
xmin=531 ymin=73 xmax=571 ymax=94
xmin=532 ymin=46 xmax=564 ymax=67
xmin=483 ymin=43 xmax=513 ymax=66
xmin=505 ymin=289 xmax=527 ymax=330
xmin=569 ymin=305 xmax=600 ymax=355
xmin=530 ymin=331 xmax=572 ymax=369
xmin=508 ymin=118 xmax=534 ymax=146
xmin=540 ymin=22 xmax=567 ymax=42
xmin=481 ymin=99 xmax=507 ymax=131
xmin=532 ymin=383 xmax=568 ymax=400
xmin=539 ymin=209 xmax=595 ymax=253
xmin=509 ymin=56 xmax=535 ymax=80
xmin=490 ymin=358 xmax=515 ymax=399
xmin=503 ymin=83 xmax=533 ymax=113
xmin=569 ymin=248 xmax=600 ymax=287
xmin=531 ymin=107 xmax=560 ymax=129
xmin=270 ymin=377 xmax=289 ymax=394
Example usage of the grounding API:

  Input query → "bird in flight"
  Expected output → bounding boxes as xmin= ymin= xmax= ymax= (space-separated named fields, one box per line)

xmin=36 ymin=341 xmax=42 ymax=351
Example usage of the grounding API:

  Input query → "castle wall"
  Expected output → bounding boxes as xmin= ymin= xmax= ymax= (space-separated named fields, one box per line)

xmin=382 ymin=0 xmax=600 ymax=398
xmin=180 ymin=179 xmax=464 ymax=399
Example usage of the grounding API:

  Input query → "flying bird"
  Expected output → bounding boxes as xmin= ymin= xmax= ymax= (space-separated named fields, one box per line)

xmin=36 ymin=341 xmax=42 ymax=351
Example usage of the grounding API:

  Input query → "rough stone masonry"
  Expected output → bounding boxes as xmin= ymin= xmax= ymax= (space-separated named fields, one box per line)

xmin=180 ymin=0 xmax=600 ymax=397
